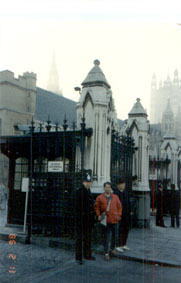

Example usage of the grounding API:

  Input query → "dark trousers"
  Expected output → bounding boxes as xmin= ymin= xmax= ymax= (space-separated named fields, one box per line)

xmin=102 ymin=223 xmax=116 ymax=254
xmin=171 ymin=214 xmax=180 ymax=227
xmin=118 ymin=220 xmax=129 ymax=246
xmin=156 ymin=210 xmax=165 ymax=227
xmin=75 ymin=223 xmax=92 ymax=261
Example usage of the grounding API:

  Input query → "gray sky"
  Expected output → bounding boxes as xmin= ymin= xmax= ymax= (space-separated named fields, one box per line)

xmin=1 ymin=0 xmax=181 ymax=120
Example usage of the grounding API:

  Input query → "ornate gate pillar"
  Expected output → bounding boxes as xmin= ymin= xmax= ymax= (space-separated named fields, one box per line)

xmin=76 ymin=60 xmax=117 ymax=193
xmin=126 ymin=98 xmax=150 ymax=228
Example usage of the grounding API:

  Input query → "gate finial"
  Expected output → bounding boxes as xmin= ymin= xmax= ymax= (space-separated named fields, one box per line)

xmin=63 ymin=114 xmax=68 ymax=131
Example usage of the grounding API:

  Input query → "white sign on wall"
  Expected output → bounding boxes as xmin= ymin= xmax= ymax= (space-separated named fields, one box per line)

xmin=21 ymin=177 xmax=29 ymax=192
xmin=48 ymin=161 xmax=63 ymax=172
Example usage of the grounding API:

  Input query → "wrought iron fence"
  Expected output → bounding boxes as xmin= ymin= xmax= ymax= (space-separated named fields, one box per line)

xmin=111 ymin=129 xmax=135 ymax=190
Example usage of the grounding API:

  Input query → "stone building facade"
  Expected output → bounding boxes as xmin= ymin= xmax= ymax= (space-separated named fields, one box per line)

xmin=0 ymin=70 xmax=36 ymax=136
xmin=0 ymin=71 xmax=37 ymax=184
xmin=150 ymin=70 xmax=181 ymax=125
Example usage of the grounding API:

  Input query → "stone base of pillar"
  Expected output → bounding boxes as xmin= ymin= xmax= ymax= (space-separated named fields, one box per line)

xmin=133 ymin=191 xmax=150 ymax=228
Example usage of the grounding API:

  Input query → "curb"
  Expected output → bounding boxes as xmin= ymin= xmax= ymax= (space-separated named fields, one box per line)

xmin=104 ymin=252 xmax=181 ymax=268
xmin=33 ymin=237 xmax=181 ymax=268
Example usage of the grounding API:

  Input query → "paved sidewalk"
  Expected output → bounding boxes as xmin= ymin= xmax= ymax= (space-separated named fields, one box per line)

xmin=0 ymin=216 xmax=180 ymax=267
xmin=100 ymin=216 xmax=181 ymax=267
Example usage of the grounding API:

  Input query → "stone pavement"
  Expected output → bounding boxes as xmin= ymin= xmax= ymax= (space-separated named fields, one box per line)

xmin=0 ymin=216 xmax=181 ymax=268
xmin=101 ymin=216 xmax=181 ymax=267
xmin=0 ymin=240 xmax=75 ymax=283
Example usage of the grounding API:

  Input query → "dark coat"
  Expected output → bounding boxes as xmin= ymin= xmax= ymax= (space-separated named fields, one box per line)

xmin=170 ymin=190 xmax=180 ymax=215
xmin=75 ymin=185 xmax=95 ymax=229
xmin=155 ymin=190 xmax=164 ymax=212
xmin=113 ymin=188 xmax=131 ymax=223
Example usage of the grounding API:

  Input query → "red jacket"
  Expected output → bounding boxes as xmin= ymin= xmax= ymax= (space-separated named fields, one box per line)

xmin=95 ymin=193 xmax=122 ymax=224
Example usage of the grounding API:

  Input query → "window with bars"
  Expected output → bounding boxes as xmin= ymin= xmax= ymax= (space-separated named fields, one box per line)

xmin=14 ymin=158 xmax=28 ymax=190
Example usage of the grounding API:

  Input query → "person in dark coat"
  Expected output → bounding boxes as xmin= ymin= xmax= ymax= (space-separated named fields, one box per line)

xmin=170 ymin=184 xmax=180 ymax=228
xmin=155 ymin=183 xmax=166 ymax=227
xmin=114 ymin=178 xmax=131 ymax=252
xmin=75 ymin=173 xmax=96 ymax=264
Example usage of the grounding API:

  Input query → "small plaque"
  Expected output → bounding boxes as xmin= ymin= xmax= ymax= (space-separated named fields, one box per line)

xmin=48 ymin=161 xmax=63 ymax=172
xmin=21 ymin=178 xmax=29 ymax=192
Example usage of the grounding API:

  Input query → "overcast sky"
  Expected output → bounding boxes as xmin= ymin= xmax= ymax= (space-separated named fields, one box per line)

xmin=1 ymin=0 xmax=181 ymax=120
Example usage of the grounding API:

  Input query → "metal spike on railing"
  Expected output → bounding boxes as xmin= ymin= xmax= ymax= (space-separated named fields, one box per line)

xmin=72 ymin=121 xmax=76 ymax=131
xmin=63 ymin=114 xmax=68 ymax=131
xmin=29 ymin=118 xmax=35 ymax=133
xmin=39 ymin=122 xmax=43 ymax=133
xmin=46 ymin=116 xmax=52 ymax=132
xmin=55 ymin=122 xmax=59 ymax=132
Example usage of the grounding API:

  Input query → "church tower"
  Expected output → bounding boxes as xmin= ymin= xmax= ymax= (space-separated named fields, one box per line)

xmin=161 ymin=99 xmax=175 ymax=136
xmin=47 ymin=53 xmax=63 ymax=95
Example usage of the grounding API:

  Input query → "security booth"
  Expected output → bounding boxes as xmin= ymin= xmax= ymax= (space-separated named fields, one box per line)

xmin=0 ymin=118 xmax=93 ymax=237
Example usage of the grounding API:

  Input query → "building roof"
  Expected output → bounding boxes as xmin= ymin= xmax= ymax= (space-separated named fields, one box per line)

xmin=128 ymin=98 xmax=147 ymax=117
xmin=81 ymin=60 xmax=111 ymax=89
xmin=35 ymin=87 xmax=77 ymax=125
xmin=150 ymin=123 xmax=162 ymax=134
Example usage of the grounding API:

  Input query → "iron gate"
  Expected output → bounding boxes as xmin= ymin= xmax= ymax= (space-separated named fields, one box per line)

xmin=26 ymin=117 xmax=92 ymax=237
xmin=111 ymin=129 xmax=135 ymax=189
xmin=1 ymin=116 xmax=93 ymax=237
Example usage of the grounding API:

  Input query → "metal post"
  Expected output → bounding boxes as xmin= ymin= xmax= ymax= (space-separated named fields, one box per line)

xmin=80 ymin=114 xmax=86 ymax=174
xmin=63 ymin=114 xmax=68 ymax=171
xmin=26 ymin=119 xmax=34 ymax=244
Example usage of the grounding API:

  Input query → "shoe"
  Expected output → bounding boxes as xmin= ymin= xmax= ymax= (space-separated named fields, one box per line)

xmin=115 ymin=247 xmax=124 ymax=252
xmin=110 ymin=249 xmax=117 ymax=256
xmin=123 ymin=245 xmax=130 ymax=251
xmin=84 ymin=256 xmax=96 ymax=260
xmin=104 ymin=253 xmax=110 ymax=261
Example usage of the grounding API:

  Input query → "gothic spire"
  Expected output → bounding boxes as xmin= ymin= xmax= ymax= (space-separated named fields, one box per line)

xmin=151 ymin=73 xmax=157 ymax=89
xmin=47 ymin=53 xmax=63 ymax=95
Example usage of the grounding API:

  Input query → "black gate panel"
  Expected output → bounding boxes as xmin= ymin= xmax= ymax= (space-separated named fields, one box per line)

xmin=29 ymin=172 xmax=82 ymax=236
xmin=10 ymin=191 xmax=26 ymax=225
xmin=111 ymin=131 xmax=135 ymax=189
